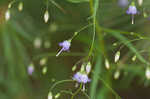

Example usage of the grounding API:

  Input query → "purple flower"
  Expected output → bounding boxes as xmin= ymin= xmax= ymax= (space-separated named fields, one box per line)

xmin=73 ymin=72 xmax=91 ymax=84
xmin=126 ymin=5 xmax=137 ymax=15
xmin=126 ymin=3 xmax=138 ymax=24
xmin=28 ymin=65 xmax=34 ymax=75
xmin=118 ymin=0 xmax=129 ymax=8
xmin=56 ymin=40 xmax=71 ymax=57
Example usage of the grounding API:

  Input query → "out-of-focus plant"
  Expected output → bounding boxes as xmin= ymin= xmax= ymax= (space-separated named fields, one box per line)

xmin=0 ymin=0 xmax=150 ymax=99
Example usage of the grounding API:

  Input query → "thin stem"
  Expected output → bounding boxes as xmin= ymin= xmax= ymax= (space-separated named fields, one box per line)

xmin=49 ymin=79 xmax=74 ymax=91
xmin=87 ymin=0 xmax=96 ymax=59
xmin=118 ymin=37 xmax=150 ymax=51
xmin=48 ymin=0 xmax=66 ymax=13
xmin=82 ymin=91 xmax=91 ymax=99
xmin=60 ymin=90 xmax=73 ymax=95
xmin=71 ymin=83 xmax=82 ymax=99
xmin=70 ymin=23 xmax=93 ymax=41
xmin=98 ymin=76 xmax=122 ymax=99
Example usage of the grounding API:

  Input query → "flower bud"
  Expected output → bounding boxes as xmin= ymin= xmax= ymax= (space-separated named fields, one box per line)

xmin=145 ymin=67 xmax=150 ymax=80
xmin=40 ymin=58 xmax=47 ymax=66
xmin=48 ymin=92 xmax=53 ymax=99
xmin=132 ymin=55 xmax=136 ymax=61
xmin=114 ymin=70 xmax=120 ymax=79
xmin=72 ymin=65 xmax=77 ymax=71
xmin=86 ymin=62 xmax=91 ymax=74
xmin=114 ymin=51 xmax=120 ymax=63
xmin=105 ymin=59 xmax=110 ymax=69
xmin=5 ymin=10 xmax=10 ymax=21
xmin=44 ymin=10 xmax=49 ymax=23
xmin=18 ymin=2 xmax=23 ymax=11
xmin=42 ymin=67 xmax=47 ymax=75
xmin=34 ymin=37 xmax=42 ymax=49
xmin=138 ymin=0 xmax=143 ymax=6
xmin=55 ymin=93 xmax=60 ymax=99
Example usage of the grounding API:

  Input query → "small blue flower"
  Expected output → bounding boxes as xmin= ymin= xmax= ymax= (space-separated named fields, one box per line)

xmin=56 ymin=40 xmax=71 ymax=57
xmin=126 ymin=2 xmax=138 ymax=24
xmin=118 ymin=0 xmax=129 ymax=8
xmin=28 ymin=64 xmax=34 ymax=75
xmin=73 ymin=72 xmax=91 ymax=84
xmin=126 ymin=5 xmax=137 ymax=15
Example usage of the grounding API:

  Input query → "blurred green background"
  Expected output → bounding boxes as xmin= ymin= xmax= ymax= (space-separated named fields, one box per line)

xmin=0 ymin=0 xmax=150 ymax=99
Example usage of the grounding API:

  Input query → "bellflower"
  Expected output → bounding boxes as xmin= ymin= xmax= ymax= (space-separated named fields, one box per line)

xmin=126 ymin=2 xmax=138 ymax=24
xmin=118 ymin=0 xmax=129 ymax=8
xmin=73 ymin=72 xmax=91 ymax=84
xmin=56 ymin=40 xmax=71 ymax=57
xmin=28 ymin=64 xmax=34 ymax=75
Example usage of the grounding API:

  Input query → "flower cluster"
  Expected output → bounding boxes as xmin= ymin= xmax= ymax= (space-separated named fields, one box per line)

xmin=73 ymin=62 xmax=91 ymax=84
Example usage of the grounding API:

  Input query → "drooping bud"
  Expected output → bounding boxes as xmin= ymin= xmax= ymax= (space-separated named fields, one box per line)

xmin=114 ymin=51 xmax=120 ymax=63
xmin=145 ymin=67 xmax=150 ymax=80
xmin=18 ymin=2 xmax=23 ymax=11
xmin=72 ymin=65 xmax=77 ymax=71
xmin=48 ymin=92 xmax=53 ymax=99
xmin=40 ymin=58 xmax=47 ymax=66
xmin=5 ymin=10 xmax=10 ymax=21
xmin=80 ymin=64 xmax=85 ymax=72
xmin=86 ymin=62 xmax=91 ymax=74
xmin=28 ymin=63 xmax=34 ymax=75
xmin=34 ymin=37 xmax=42 ymax=49
xmin=113 ymin=42 xmax=117 ymax=46
xmin=44 ymin=10 xmax=49 ymax=23
xmin=55 ymin=93 xmax=60 ymax=99
xmin=132 ymin=55 xmax=136 ymax=61
xmin=8 ymin=3 xmax=12 ymax=8
xmin=105 ymin=59 xmax=110 ymax=69
xmin=114 ymin=70 xmax=120 ymax=79
xmin=42 ymin=67 xmax=47 ymax=75
xmin=138 ymin=0 xmax=143 ymax=6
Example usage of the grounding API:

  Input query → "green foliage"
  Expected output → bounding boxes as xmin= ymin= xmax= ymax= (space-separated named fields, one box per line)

xmin=0 ymin=0 xmax=150 ymax=99
xmin=67 ymin=0 xmax=89 ymax=3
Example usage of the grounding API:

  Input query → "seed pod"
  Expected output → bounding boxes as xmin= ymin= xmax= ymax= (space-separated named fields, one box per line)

xmin=44 ymin=10 xmax=49 ymax=23
xmin=18 ymin=2 xmax=23 ymax=11
xmin=114 ymin=51 xmax=120 ymax=63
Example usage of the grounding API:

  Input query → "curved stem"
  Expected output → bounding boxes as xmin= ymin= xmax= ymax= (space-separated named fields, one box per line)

xmin=71 ymin=83 xmax=82 ymax=99
xmin=118 ymin=37 xmax=150 ymax=51
xmin=70 ymin=24 xmax=93 ymax=41
xmin=49 ymin=79 xmax=75 ymax=91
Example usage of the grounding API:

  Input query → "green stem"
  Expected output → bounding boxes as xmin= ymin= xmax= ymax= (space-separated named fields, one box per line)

xmin=71 ymin=83 xmax=82 ymax=99
xmin=87 ymin=0 xmax=96 ymax=59
xmin=70 ymin=23 xmax=93 ymax=41
xmin=50 ymin=79 xmax=75 ymax=91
